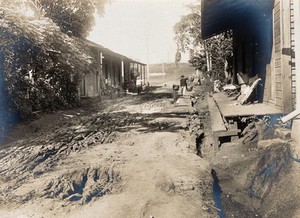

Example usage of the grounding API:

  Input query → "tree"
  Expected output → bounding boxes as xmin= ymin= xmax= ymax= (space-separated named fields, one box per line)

xmin=35 ymin=0 xmax=108 ymax=37
xmin=0 ymin=0 xmax=97 ymax=121
xmin=173 ymin=1 xmax=233 ymax=83
xmin=173 ymin=12 xmax=202 ymax=57
xmin=205 ymin=31 xmax=233 ymax=82
xmin=173 ymin=1 xmax=204 ymax=69
xmin=175 ymin=50 xmax=181 ymax=67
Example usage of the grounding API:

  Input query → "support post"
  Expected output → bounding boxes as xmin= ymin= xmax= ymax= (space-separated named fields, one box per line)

xmin=99 ymin=52 xmax=104 ymax=99
xmin=121 ymin=59 xmax=124 ymax=83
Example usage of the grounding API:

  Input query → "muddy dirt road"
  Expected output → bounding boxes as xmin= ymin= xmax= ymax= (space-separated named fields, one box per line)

xmin=2 ymin=82 xmax=300 ymax=218
xmin=0 ymin=85 xmax=217 ymax=218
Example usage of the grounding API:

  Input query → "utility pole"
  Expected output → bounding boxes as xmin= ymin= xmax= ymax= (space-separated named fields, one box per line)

xmin=161 ymin=63 xmax=165 ymax=81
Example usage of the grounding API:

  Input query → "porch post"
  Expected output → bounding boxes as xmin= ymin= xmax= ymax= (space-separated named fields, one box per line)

xmin=121 ymin=59 xmax=124 ymax=83
xmin=147 ymin=64 xmax=149 ymax=82
xmin=143 ymin=65 xmax=146 ymax=84
xmin=99 ymin=52 xmax=104 ymax=98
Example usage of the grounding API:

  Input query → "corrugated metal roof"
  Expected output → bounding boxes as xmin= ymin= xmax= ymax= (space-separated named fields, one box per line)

xmin=201 ymin=0 xmax=274 ymax=39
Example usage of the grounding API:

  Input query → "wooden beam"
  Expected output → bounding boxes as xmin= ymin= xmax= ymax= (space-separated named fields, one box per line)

xmin=208 ymin=96 xmax=227 ymax=132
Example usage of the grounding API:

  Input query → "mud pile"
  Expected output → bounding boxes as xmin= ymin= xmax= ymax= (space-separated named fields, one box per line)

xmin=42 ymin=166 xmax=121 ymax=204
xmin=0 ymin=165 xmax=122 ymax=205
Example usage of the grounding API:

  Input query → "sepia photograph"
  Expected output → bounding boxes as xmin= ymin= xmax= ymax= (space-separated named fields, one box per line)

xmin=1 ymin=0 xmax=300 ymax=217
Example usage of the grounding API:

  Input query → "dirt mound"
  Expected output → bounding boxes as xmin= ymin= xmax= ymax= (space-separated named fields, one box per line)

xmin=42 ymin=166 xmax=121 ymax=204
xmin=0 ymin=165 xmax=121 ymax=206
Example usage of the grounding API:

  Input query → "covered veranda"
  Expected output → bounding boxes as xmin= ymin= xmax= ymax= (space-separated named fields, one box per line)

xmin=202 ymin=0 xmax=274 ymax=104
xmin=201 ymin=0 xmax=285 ymax=149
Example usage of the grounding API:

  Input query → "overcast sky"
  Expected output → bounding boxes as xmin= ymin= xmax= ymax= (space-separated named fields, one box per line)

xmin=88 ymin=0 xmax=195 ymax=64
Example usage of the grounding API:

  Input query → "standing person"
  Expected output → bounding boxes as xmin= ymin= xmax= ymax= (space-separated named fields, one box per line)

xmin=172 ymin=84 xmax=179 ymax=103
xmin=136 ymin=77 xmax=142 ymax=95
xmin=123 ymin=80 xmax=128 ymax=95
xmin=180 ymin=75 xmax=188 ymax=96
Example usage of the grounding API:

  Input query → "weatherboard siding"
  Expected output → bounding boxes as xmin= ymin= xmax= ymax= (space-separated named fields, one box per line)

xmin=273 ymin=0 xmax=283 ymax=109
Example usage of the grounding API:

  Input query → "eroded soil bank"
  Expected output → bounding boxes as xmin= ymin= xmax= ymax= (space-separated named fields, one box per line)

xmin=198 ymin=92 xmax=300 ymax=217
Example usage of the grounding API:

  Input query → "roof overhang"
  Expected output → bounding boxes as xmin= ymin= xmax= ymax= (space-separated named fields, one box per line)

xmin=201 ymin=0 xmax=274 ymax=39
xmin=84 ymin=39 xmax=146 ymax=65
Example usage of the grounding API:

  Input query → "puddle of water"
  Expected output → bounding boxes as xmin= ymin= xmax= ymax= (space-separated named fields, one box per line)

xmin=211 ymin=169 xmax=226 ymax=218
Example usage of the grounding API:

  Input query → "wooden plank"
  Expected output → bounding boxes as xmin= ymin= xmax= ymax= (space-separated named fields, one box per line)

xmin=275 ymin=35 xmax=281 ymax=44
xmin=274 ymin=27 xmax=281 ymax=37
xmin=274 ymin=10 xmax=281 ymax=22
xmin=274 ymin=19 xmax=281 ymax=30
xmin=274 ymin=0 xmax=280 ymax=5
xmin=276 ymin=98 xmax=284 ymax=107
xmin=208 ymin=97 xmax=227 ymax=132
xmin=276 ymin=90 xmax=283 ymax=98
xmin=275 ymin=59 xmax=282 ymax=68
xmin=214 ymin=129 xmax=239 ymax=137
xmin=274 ymin=51 xmax=281 ymax=59
xmin=276 ymin=82 xmax=283 ymax=91
xmin=212 ymin=92 xmax=283 ymax=117
xmin=275 ymin=67 xmax=282 ymax=75
xmin=239 ymin=78 xmax=262 ymax=105
xmin=276 ymin=74 xmax=282 ymax=82
xmin=275 ymin=44 xmax=281 ymax=52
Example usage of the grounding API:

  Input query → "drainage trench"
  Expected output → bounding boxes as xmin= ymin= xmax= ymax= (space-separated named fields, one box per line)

xmin=191 ymin=97 xmax=263 ymax=216
xmin=211 ymin=125 xmax=299 ymax=217
xmin=191 ymin=103 xmax=299 ymax=217
xmin=211 ymin=169 xmax=226 ymax=218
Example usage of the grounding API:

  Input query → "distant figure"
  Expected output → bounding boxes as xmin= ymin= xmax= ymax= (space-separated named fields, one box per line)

xmin=123 ymin=81 xmax=128 ymax=95
xmin=190 ymin=95 xmax=198 ymax=107
xmin=197 ymin=78 xmax=201 ymax=85
xmin=136 ymin=77 xmax=142 ymax=95
xmin=172 ymin=84 xmax=179 ymax=103
xmin=180 ymin=75 xmax=188 ymax=96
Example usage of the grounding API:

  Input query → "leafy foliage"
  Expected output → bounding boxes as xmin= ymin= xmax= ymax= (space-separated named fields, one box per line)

xmin=205 ymin=32 xmax=233 ymax=81
xmin=0 ymin=1 xmax=97 ymax=119
xmin=35 ymin=0 xmax=108 ymax=37
xmin=173 ymin=1 xmax=233 ymax=82
xmin=173 ymin=12 xmax=202 ymax=55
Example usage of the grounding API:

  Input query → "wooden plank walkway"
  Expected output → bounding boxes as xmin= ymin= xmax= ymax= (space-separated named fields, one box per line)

xmin=208 ymin=92 xmax=282 ymax=152
xmin=213 ymin=92 xmax=283 ymax=117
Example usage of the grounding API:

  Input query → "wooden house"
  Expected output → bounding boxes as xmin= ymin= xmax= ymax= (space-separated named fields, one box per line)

xmin=80 ymin=40 xmax=147 ymax=98
xmin=201 ymin=0 xmax=300 ymax=145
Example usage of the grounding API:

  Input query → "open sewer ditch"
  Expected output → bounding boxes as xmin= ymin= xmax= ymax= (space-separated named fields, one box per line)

xmin=190 ymin=106 xmax=300 ymax=217
xmin=211 ymin=169 xmax=226 ymax=218
xmin=208 ymin=134 xmax=300 ymax=218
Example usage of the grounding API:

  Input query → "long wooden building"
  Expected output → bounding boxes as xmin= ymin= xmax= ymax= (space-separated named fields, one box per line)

xmin=80 ymin=40 xmax=147 ymax=98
